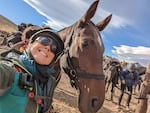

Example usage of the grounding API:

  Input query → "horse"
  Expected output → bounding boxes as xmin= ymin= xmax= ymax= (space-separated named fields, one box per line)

xmin=135 ymin=62 xmax=150 ymax=113
xmin=57 ymin=0 xmax=112 ymax=113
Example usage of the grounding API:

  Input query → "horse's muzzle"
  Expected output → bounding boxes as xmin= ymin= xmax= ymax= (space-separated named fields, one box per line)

xmin=90 ymin=97 xmax=104 ymax=113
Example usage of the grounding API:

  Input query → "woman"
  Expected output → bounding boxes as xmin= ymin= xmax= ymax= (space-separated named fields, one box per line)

xmin=0 ymin=29 xmax=64 ymax=113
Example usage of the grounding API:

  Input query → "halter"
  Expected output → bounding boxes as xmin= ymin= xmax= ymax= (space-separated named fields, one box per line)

xmin=62 ymin=23 xmax=105 ymax=88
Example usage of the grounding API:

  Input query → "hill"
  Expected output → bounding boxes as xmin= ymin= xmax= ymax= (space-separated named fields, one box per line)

xmin=0 ymin=15 xmax=17 ymax=33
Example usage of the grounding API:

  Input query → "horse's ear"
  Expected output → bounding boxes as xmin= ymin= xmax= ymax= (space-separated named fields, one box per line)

xmin=81 ymin=0 xmax=99 ymax=23
xmin=96 ymin=14 xmax=112 ymax=31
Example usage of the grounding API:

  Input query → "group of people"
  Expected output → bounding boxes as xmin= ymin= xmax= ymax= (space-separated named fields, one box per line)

xmin=0 ymin=26 xmax=64 ymax=113
xmin=104 ymin=60 xmax=143 ymax=110
xmin=118 ymin=62 xmax=150 ymax=113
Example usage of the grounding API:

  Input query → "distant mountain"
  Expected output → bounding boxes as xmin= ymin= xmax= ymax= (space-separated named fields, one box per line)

xmin=0 ymin=15 xmax=18 ymax=33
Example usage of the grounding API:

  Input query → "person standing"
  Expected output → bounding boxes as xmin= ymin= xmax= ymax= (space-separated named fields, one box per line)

xmin=117 ymin=63 xmax=139 ymax=110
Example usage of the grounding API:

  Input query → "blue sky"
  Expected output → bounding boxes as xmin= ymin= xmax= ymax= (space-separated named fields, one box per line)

xmin=0 ymin=0 xmax=150 ymax=66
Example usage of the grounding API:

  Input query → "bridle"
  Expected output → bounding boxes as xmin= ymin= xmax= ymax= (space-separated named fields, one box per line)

xmin=61 ymin=23 xmax=105 ymax=88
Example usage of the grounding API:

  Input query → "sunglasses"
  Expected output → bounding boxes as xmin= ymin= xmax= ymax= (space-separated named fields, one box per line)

xmin=35 ymin=36 xmax=57 ymax=53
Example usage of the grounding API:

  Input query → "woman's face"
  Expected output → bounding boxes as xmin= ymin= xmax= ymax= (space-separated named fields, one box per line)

xmin=29 ymin=41 xmax=55 ymax=65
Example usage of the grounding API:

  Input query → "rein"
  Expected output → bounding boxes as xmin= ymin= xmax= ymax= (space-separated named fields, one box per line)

xmin=62 ymin=23 xmax=105 ymax=88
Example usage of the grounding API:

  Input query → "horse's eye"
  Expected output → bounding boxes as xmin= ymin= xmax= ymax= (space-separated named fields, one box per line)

xmin=82 ymin=41 xmax=89 ymax=48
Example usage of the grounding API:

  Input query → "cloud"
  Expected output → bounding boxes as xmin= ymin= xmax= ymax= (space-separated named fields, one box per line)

xmin=23 ymin=0 xmax=150 ymax=32
xmin=112 ymin=45 xmax=150 ymax=66
xmin=23 ymin=0 xmax=150 ymax=66
xmin=24 ymin=0 xmax=90 ymax=30
xmin=23 ymin=0 xmax=128 ymax=30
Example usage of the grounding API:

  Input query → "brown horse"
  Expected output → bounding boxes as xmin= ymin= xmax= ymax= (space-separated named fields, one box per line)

xmin=135 ymin=62 xmax=150 ymax=113
xmin=57 ymin=0 xmax=112 ymax=113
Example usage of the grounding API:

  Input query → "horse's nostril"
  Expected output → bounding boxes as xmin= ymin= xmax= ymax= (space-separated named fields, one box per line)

xmin=91 ymin=98 xmax=101 ymax=109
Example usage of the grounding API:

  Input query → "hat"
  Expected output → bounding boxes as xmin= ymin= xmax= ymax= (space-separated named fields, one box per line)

xmin=29 ymin=29 xmax=64 ymax=58
xmin=127 ymin=63 xmax=136 ymax=72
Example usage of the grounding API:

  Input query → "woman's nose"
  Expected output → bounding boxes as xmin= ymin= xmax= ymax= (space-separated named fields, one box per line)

xmin=44 ymin=45 xmax=50 ymax=52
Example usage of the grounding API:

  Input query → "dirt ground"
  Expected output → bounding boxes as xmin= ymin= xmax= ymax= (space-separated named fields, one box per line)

xmin=53 ymin=73 xmax=139 ymax=113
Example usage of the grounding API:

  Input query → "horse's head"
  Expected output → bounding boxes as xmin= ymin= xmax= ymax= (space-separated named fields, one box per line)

xmin=58 ymin=0 xmax=112 ymax=113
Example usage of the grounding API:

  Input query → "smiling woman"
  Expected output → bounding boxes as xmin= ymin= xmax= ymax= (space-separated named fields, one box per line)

xmin=0 ymin=29 xmax=64 ymax=113
xmin=29 ymin=36 xmax=56 ymax=65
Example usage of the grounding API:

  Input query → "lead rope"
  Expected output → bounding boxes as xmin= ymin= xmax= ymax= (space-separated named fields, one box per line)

xmin=75 ymin=89 xmax=78 ymax=110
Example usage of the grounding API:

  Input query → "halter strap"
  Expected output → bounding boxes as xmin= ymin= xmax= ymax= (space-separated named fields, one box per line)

xmin=62 ymin=25 xmax=105 ymax=88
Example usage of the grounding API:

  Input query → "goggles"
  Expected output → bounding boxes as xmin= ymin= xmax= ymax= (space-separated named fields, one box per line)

xmin=35 ymin=36 xmax=57 ymax=53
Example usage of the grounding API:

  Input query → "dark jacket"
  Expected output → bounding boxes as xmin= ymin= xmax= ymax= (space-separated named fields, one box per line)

xmin=120 ymin=69 xmax=139 ymax=86
xmin=0 ymin=49 xmax=56 ymax=113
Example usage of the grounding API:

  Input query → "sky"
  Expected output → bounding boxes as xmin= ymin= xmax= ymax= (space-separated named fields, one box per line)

xmin=0 ymin=0 xmax=150 ymax=66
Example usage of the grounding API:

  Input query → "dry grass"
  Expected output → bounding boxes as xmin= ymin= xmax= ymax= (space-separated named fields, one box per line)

xmin=0 ymin=15 xmax=17 ymax=33
xmin=53 ymin=74 xmax=139 ymax=113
